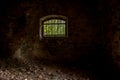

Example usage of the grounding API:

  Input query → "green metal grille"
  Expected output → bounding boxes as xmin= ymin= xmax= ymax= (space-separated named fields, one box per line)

xmin=43 ymin=19 xmax=66 ymax=37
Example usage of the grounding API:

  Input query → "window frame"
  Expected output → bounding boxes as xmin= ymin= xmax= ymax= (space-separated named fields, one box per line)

xmin=40 ymin=15 xmax=68 ymax=39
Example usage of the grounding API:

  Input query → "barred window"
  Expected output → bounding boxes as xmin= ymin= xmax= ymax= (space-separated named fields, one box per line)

xmin=40 ymin=15 xmax=68 ymax=38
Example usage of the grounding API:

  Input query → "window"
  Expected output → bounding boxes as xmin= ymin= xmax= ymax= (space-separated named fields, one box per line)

xmin=40 ymin=15 xmax=68 ymax=39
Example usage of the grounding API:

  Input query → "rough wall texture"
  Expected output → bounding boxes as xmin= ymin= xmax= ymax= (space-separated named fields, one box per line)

xmin=1 ymin=0 xmax=99 ymax=64
xmin=0 ymin=0 xmax=119 ymax=70
xmin=109 ymin=4 xmax=120 ymax=69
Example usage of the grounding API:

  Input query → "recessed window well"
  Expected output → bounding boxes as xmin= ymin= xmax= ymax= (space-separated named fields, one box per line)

xmin=40 ymin=15 xmax=68 ymax=39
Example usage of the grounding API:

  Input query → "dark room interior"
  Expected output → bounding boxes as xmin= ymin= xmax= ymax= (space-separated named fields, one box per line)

xmin=0 ymin=0 xmax=120 ymax=80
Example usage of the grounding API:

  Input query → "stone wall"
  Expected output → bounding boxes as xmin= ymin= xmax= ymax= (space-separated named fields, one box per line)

xmin=109 ymin=4 xmax=120 ymax=69
xmin=1 ymin=0 xmax=99 ymax=63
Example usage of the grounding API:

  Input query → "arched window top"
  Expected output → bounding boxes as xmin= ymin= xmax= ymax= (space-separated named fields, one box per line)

xmin=40 ymin=15 xmax=68 ymax=38
xmin=40 ymin=15 xmax=67 ymax=21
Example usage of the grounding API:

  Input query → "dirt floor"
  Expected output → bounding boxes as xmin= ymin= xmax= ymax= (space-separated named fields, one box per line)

xmin=0 ymin=58 xmax=95 ymax=80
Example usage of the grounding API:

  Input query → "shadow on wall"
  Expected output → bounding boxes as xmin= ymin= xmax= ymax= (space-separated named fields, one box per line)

xmin=0 ymin=34 xmax=11 ymax=58
xmin=84 ymin=44 xmax=120 ymax=80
